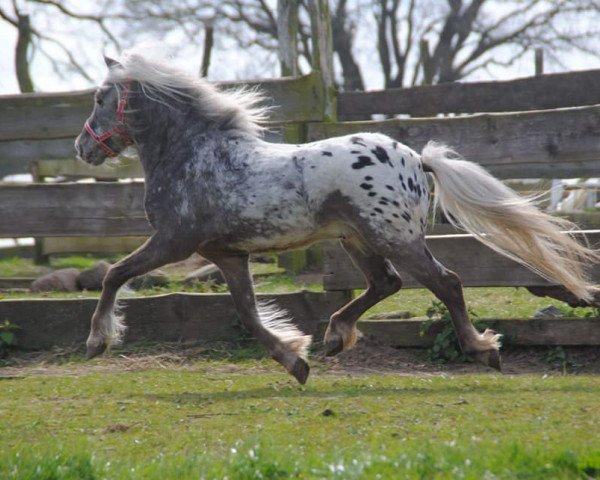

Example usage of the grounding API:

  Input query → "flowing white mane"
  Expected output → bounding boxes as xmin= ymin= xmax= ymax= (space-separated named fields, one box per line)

xmin=107 ymin=47 xmax=270 ymax=136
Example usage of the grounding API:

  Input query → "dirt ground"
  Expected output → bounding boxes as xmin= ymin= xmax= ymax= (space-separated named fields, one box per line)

xmin=1 ymin=336 xmax=599 ymax=379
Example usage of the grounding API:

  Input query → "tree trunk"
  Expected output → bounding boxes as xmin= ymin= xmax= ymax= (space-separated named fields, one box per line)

xmin=16 ymin=14 xmax=34 ymax=93
xmin=200 ymin=21 xmax=214 ymax=78
xmin=331 ymin=5 xmax=364 ymax=91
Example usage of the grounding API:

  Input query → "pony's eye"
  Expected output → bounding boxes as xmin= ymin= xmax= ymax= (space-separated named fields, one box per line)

xmin=96 ymin=97 xmax=104 ymax=107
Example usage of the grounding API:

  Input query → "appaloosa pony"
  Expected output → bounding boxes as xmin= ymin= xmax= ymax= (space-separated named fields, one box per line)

xmin=75 ymin=49 xmax=599 ymax=384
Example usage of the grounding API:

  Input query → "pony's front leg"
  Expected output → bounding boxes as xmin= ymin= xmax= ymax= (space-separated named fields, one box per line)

xmin=207 ymin=253 xmax=312 ymax=384
xmin=86 ymin=234 xmax=192 ymax=359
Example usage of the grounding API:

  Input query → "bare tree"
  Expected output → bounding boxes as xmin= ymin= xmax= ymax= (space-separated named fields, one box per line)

xmin=2 ymin=0 xmax=600 ymax=92
xmin=213 ymin=0 xmax=600 ymax=89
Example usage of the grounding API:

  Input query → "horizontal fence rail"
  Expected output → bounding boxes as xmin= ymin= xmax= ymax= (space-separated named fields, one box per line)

xmin=338 ymin=69 xmax=600 ymax=119
xmin=308 ymin=105 xmax=600 ymax=179
xmin=323 ymin=231 xmax=600 ymax=291
xmin=0 ymin=182 xmax=150 ymax=237
xmin=0 ymin=74 xmax=323 ymax=176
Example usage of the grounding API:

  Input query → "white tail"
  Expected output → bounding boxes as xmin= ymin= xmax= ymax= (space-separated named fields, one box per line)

xmin=257 ymin=301 xmax=312 ymax=360
xmin=421 ymin=142 xmax=600 ymax=301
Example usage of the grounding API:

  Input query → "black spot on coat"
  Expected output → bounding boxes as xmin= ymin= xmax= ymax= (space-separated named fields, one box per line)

xmin=351 ymin=136 xmax=367 ymax=147
xmin=360 ymin=183 xmax=373 ymax=190
xmin=352 ymin=156 xmax=375 ymax=170
xmin=371 ymin=146 xmax=392 ymax=166
xmin=322 ymin=151 xmax=333 ymax=156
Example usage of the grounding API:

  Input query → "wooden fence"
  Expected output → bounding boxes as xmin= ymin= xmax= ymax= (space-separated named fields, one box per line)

xmin=1 ymin=0 xmax=600 ymax=301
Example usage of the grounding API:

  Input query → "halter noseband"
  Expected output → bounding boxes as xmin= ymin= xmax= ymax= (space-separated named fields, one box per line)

xmin=84 ymin=81 xmax=132 ymax=157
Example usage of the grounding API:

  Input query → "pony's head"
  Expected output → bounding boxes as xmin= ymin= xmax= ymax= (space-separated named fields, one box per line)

xmin=76 ymin=47 xmax=272 ymax=165
xmin=75 ymin=56 xmax=133 ymax=165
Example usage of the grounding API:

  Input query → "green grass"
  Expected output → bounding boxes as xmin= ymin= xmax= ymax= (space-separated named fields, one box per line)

xmin=1 ymin=358 xmax=599 ymax=479
xmin=362 ymin=286 xmax=595 ymax=319
xmin=0 ymin=257 xmax=50 ymax=277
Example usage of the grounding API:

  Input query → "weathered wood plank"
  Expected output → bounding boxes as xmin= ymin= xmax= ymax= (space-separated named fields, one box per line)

xmin=338 ymin=69 xmax=600 ymax=119
xmin=308 ymin=0 xmax=336 ymax=121
xmin=277 ymin=0 xmax=299 ymax=77
xmin=0 ymin=74 xmax=323 ymax=143
xmin=41 ymin=236 xmax=147 ymax=255
xmin=353 ymin=318 xmax=600 ymax=347
xmin=0 ymin=291 xmax=351 ymax=349
xmin=308 ymin=105 xmax=600 ymax=178
xmin=3 ymin=290 xmax=596 ymax=349
xmin=323 ymin=231 xmax=600 ymax=290
xmin=0 ymin=138 xmax=77 ymax=175
xmin=0 ymin=182 xmax=151 ymax=237
xmin=33 ymin=158 xmax=144 ymax=179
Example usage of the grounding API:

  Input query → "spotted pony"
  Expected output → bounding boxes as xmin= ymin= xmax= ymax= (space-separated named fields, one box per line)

xmin=75 ymin=48 xmax=599 ymax=384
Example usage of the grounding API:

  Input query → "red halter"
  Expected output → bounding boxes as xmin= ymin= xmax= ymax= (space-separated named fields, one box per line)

xmin=84 ymin=81 xmax=132 ymax=157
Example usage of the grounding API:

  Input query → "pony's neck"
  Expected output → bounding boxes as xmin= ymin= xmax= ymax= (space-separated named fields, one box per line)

xmin=127 ymin=87 xmax=208 ymax=176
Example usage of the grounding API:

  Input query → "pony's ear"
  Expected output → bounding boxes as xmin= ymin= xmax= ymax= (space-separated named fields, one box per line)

xmin=104 ymin=55 xmax=122 ymax=69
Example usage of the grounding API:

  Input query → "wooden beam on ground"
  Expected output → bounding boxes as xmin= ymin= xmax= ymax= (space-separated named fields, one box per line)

xmin=308 ymin=105 xmax=600 ymax=179
xmin=337 ymin=69 xmax=600 ymax=119
xmin=323 ymin=231 xmax=600 ymax=291
xmin=0 ymin=182 xmax=150 ymax=237
xmin=0 ymin=291 xmax=351 ymax=349
xmin=352 ymin=317 xmax=600 ymax=347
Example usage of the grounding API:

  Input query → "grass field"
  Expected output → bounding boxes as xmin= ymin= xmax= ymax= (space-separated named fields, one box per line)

xmin=2 ymin=255 xmax=599 ymax=478
xmin=1 ymin=351 xmax=600 ymax=479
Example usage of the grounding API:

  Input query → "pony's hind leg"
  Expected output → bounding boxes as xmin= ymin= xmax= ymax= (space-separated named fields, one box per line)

xmin=87 ymin=233 xmax=194 ymax=359
xmin=399 ymin=245 xmax=502 ymax=370
xmin=324 ymin=237 xmax=403 ymax=356
xmin=206 ymin=253 xmax=312 ymax=384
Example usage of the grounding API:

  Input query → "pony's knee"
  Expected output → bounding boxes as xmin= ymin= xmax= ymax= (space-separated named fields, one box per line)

xmin=102 ymin=265 xmax=127 ymax=290
xmin=381 ymin=273 xmax=402 ymax=295
xmin=368 ymin=261 xmax=402 ymax=297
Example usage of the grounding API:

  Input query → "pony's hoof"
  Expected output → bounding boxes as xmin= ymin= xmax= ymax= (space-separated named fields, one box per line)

xmin=290 ymin=357 xmax=310 ymax=385
xmin=324 ymin=336 xmax=344 ymax=357
xmin=86 ymin=342 xmax=107 ymax=360
xmin=472 ymin=349 xmax=502 ymax=372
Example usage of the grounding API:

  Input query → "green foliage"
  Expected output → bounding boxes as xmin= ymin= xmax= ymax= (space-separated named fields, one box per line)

xmin=0 ymin=320 xmax=18 ymax=357
xmin=545 ymin=346 xmax=582 ymax=374
xmin=0 ymin=256 xmax=50 ymax=277
xmin=51 ymin=255 xmax=113 ymax=270
xmin=421 ymin=300 xmax=482 ymax=364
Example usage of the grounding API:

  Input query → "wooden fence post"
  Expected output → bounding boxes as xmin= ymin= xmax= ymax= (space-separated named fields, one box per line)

xmin=308 ymin=0 xmax=336 ymax=122
xmin=277 ymin=0 xmax=299 ymax=77
xmin=535 ymin=48 xmax=544 ymax=76
xmin=277 ymin=0 xmax=305 ymax=144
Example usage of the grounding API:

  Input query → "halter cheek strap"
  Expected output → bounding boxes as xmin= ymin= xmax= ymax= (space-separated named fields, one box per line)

xmin=84 ymin=81 xmax=132 ymax=157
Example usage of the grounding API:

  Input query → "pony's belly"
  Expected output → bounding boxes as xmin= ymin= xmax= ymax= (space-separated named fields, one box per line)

xmin=230 ymin=224 xmax=345 ymax=253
